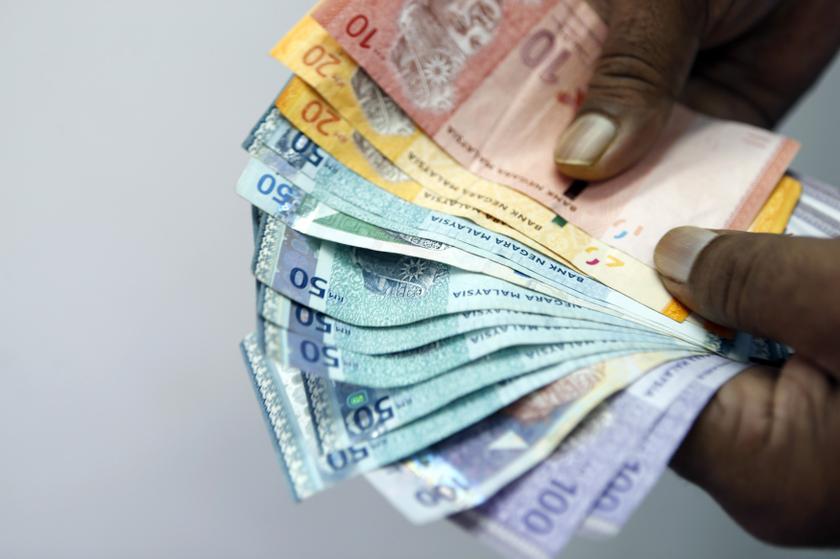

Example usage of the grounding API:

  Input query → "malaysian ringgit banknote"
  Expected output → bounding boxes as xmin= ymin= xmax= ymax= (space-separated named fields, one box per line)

xmin=281 ymin=334 xmax=687 ymax=452
xmin=240 ymin=124 xmax=710 ymax=345
xmin=248 ymin=184 xmax=580 ymax=303
xmin=264 ymin=65 xmax=799 ymax=320
xmin=240 ymin=110 xmax=648 ymax=318
xmin=242 ymin=109 xmax=754 ymax=347
xmin=260 ymin=285 xmax=651 ymax=356
xmin=240 ymin=107 xmax=794 ymax=358
xmin=253 ymin=210 xmax=790 ymax=363
xmin=243 ymin=331 xmax=694 ymax=499
xmin=453 ymin=356 xmax=747 ymax=558
xmin=264 ymin=320 xmax=683 ymax=387
xmin=254 ymin=165 xmax=799 ymax=358
xmin=267 ymin=37 xmax=693 ymax=321
xmin=364 ymin=351 xmax=695 ymax=524
xmin=549 ymin=178 xmax=832 ymax=544
xmin=244 ymin=174 xmax=653 ymax=335
xmin=253 ymin=217 xmax=666 ymax=329
xmin=233 ymin=4 xmax=831 ymax=554
xmin=251 ymin=209 xmax=685 ymax=335
xmin=311 ymin=0 xmax=798 ymax=266
xmin=267 ymin=73 xmax=688 ymax=318
xmin=273 ymin=3 xmax=799 ymax=319
xmin=575 ymin=358 xmax=757 ymax=539
xmin=785 ymin=174 xmax=840 ymax=237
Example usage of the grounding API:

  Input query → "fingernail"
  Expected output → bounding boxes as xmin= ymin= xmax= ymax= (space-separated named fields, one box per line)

xmin=554 ymin=113 xmax=617 ymax=166
xmin=654 ymin=226 xmax=718 ymax=284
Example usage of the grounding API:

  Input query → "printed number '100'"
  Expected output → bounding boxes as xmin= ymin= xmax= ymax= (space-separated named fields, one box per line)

xmin=522 ymin=479 xmax=578 ymax=535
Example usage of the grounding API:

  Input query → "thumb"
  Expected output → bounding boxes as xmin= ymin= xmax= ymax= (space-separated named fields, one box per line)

xmin=654 ymin=226 xmax=840 ymax=373
xmin=554 ymin=1 xmax=703 ymax=181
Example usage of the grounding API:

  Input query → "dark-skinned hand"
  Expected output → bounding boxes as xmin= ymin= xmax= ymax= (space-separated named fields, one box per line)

xmin=553 ymin=0 xmax=840 ymax=545
xmin=554 ymin=0 xmax=840 ymax=181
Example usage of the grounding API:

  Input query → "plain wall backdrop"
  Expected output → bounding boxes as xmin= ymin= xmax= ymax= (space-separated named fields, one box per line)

xmin=2 ymin=1 xmax=838 ymax=558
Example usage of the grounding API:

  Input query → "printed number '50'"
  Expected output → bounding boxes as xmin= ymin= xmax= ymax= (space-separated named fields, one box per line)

xmin=289 ymin=267 xmax=327 ymax=299
xmin=299 ymin=339 xmax=340 ymax=368
xmin=293 ymin=303 xmax=332 ymax=333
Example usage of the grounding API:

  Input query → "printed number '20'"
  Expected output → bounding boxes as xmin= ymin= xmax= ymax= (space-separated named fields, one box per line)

xmin=300 ymin=100 xmax=340 ymax=137
xmin=301 ymin=45 xmax=342 ymax=77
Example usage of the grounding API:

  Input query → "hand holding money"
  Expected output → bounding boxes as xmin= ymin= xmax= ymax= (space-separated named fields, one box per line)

xmin=232 ymin=1 xmax=840 ymax=556
xmin=555 ymin=0 xmax=840 ymax=180
xmin=655 ymin=228 xmax=840 ymax=546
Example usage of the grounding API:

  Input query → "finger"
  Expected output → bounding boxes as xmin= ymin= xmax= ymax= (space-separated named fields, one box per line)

xmin=654 ymin=227 xmax=840 ymax=374
xmin=672 ymin=359 xmax=840 ymax=545
xmin=554 ymin=0 xmax=705 ymax=180
xmin=683 ymin=0 xmax=840 ymax=127
xmin=671 ymin=365 xmax=777 ymax=501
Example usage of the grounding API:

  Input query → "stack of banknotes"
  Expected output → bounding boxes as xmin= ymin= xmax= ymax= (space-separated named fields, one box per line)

xmin=235 ymin=1 xmax=840 ymax=557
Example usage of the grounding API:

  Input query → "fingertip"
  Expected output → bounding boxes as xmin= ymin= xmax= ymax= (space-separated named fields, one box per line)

xmin=659 ymin=274 xmax=697 ymax=310
xmin=554 ymin=112 xmax=617 ymax=168
xmin=654 ymin=226 xmax=718 ymax=284
xmin=554 ymin=105 xmax=672 ymax=181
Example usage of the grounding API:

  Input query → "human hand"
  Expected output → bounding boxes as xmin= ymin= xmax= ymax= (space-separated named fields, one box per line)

xmin=554 ymin=0 xmax=840 ymax=181
xmin=653 ymin=226 xmax=840 ymax=545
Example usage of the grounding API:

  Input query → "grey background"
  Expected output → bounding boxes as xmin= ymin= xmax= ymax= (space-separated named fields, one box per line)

xmin=1 ymin=1 xmax=838 ymax=558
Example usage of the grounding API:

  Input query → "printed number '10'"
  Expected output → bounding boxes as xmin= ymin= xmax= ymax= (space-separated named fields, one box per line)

xmin=520 ymin=29 xmax=571 ymax=84
xmin=345 ymin=15 xmax=377 ymax=48
xmin=300 ymin=100 xmax=340 ymax=137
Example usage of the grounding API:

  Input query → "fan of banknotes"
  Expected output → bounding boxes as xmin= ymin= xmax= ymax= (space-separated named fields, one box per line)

xmin=235 ymin=2 xmax=840 ymax=557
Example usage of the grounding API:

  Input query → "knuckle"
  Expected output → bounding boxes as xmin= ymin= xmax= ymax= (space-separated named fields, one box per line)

xmin=693 ymin=234 xmax=773 ymax=328
xmin=589 ymin=51 xmax=676 ymax=101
